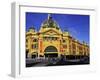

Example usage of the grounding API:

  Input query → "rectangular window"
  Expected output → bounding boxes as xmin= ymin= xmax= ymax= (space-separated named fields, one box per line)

xmin=32 ymin=44 xmax=38 ymax=49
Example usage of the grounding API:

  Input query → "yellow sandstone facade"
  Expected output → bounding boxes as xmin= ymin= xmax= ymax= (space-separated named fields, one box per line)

xmin=26 ymin=14 xmax=89 ymax=58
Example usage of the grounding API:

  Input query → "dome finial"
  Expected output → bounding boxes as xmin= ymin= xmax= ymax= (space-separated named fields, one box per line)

xmin=48 ymin=13 xmax=51 ymax=20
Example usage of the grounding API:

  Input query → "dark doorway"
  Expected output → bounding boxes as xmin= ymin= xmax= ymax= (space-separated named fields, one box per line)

xmin=45 ymin=53 xmax=58 ymax=57
xmin=44 ymin=46 xmax=58 ymax=57
xmin=31 ymin=55 xmax=36 ymax=58
xmin=26 ymin=50 xmax=29 ymax=58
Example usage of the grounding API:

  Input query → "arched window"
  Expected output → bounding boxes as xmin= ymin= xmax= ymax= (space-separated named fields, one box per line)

xmin=33 ymin=39 xmax=37 ymax=42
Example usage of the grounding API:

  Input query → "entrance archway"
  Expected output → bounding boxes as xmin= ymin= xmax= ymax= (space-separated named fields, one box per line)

xmin=44 ymin=46 xmax=58 ymax=57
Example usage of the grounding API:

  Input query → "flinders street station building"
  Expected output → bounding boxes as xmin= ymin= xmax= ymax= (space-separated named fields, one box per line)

xmin=26 ymin=14 xmax=89 ymax=59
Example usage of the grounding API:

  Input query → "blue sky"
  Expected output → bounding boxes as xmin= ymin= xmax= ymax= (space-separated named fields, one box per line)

xmin=26 ymin=12 xmax=90 ymax=44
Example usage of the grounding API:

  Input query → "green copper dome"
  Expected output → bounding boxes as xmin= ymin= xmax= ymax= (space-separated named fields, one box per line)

xmin=41 ymin=14 xmax=60 ymax=30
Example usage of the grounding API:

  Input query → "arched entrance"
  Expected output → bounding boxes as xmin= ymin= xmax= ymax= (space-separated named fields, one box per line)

xmin=31 ymin=52 xmax=38 ymax=58
xmin=44 ymin=46 xmax=58 ymax=57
